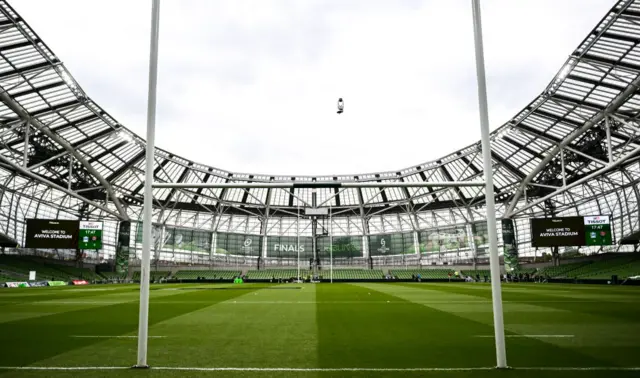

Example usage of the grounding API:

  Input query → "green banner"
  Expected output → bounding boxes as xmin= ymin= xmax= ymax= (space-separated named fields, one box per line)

xmin=135 ymin=222 xmax=161 ymax=244
xmin=369 ymin=233 xmax=414 ymax=256
xmin=501 ymin=219 xmax=519 ymax=272
xmin=47 ymin=281 xmax=67 ymax=286
xmin=419 ymin=227 xmax=469 ymax=253
xmin=266 ymin=235 xmax=313 ymax=258
xmin=317 ymin=235 xmax=362 ymax=258
xmin=135 ymin=223 xmax=212 ymax=254
xmin=115 ymin=221 xmax=130 ymax=274
xmin=584 ymin=216 xmax=613 ymax=246
xmin=165 ymin=228 xmax=211 ymax=254
xmin=216 ymin=232 xmax=261 ymax=256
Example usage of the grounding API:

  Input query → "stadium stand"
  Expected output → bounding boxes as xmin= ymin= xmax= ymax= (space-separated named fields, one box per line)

xmin=390 ymin=269 xmax=453 ymax=279
xmin=535 ymin=260 xmax=591 ymax=278
xmin=133 ymin=271 xmax=170 ymax=281
xmin=0 ymin=256 xmax=74 ymax=281
xmin=607 ymin=260 xmax=640 ymax=280
xmin=0 ymin=271 xmax=24 ymax=282
xmin=567 ymin=255 xmax=640 ymax=279
xmin=98 ymin=271 xmax=128 ymax=281
xmin=173 ymin=270 xmax=239 ymax=280
xmin=47 ymin=264 xmax=101 ymax=281
xmin=461 ymin=270 xmax=490 ymax=278
xmin=246 ymin=269 xmax=303 ymax=279
xmin=329 ymin=269 xmax=384 ymax=280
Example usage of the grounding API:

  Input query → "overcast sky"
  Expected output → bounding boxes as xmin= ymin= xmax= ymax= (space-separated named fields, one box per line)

xmin=15 ymin=0 xmax=613 ymax=176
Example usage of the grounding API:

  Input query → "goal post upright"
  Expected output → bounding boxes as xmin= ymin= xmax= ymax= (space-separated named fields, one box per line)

xmin=471 ymin=0 xmax=508 ymax=369
xmin=136 ymin=0 xmax=161 ymax=369
xmin=297 ymin=203 xmax=300 ymax=282
xmin=329 ymin=204 xmax=333 ymax=284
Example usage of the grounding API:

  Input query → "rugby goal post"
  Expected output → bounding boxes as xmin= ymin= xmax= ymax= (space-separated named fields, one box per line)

xmin=138 ymin=0 xmax=506 ymax=369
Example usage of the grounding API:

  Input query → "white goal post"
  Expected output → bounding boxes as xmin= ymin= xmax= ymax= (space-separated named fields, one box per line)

xmin=137 ymin=0 xmax=506 ymax=370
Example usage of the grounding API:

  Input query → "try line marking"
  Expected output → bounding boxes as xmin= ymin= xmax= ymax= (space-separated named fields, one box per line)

xmin=0 ymin=366 xmax=638 ymax=372
xmin=475 ymin=335 xmax=574 ymax=338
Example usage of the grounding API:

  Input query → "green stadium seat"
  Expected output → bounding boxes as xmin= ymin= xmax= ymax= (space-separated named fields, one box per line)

xmin=389 ymin=269 xmax=453 ymax=279
xmin=173 ymin=270 xmax=240 ymax=280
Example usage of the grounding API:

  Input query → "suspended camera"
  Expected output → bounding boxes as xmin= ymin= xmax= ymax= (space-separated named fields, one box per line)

xmin=337 ymin=98 xmax=344 ymax=114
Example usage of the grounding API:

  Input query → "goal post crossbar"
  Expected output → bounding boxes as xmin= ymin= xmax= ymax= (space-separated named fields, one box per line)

xmin=152 ymin=181 xmax=486 ymax=189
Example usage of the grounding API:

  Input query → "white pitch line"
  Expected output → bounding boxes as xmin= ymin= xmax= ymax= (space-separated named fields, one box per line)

xmin=18 ymin=299 xmax=637 ymax=305
xmin=474 ymin=335 xmax=574 ymax=338
xmin=70 ymin=335 xmax=167 ymax=339
xmin=32 ymin=301 xmax=127 ymax=305
xmin=0 ymin=366 xmax=638 ymax=372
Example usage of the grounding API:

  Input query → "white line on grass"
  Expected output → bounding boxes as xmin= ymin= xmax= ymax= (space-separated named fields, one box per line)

xmin=19 ymin=300 xmax=637 ymax=305
xmin=33 ymin=301 xmax=127 ymax=305
xmin=0 ymin=366 xmax=638 ymax=372
xmin=474 ymin=335 xmax=574 ymax=338
xmin=70 ymin=336 xmax=167 ymax=339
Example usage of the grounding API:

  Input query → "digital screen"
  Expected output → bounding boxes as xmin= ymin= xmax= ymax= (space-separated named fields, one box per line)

xmin=531 ymin=215 xmax=612 ymax=247
xmin=583 ymin=215 xmax=612 ymax=246
xmin=25 ymin=219 xmax=79 ymax=249
xmin=79 ymin=221 xmax=103 ymax=250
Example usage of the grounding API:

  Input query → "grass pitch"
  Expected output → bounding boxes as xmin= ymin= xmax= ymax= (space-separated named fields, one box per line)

xmin=0 ymin=282 xmax=639 ymax=377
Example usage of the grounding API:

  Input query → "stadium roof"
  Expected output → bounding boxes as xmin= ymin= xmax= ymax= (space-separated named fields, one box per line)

xmin=0 ymin=0 xmax=639 ymax=221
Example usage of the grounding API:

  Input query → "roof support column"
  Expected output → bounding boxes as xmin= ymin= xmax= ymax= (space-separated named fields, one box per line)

xmin=357 ymin=188 xmax=369 ymax=259
xmin=605 ymin=115 xmax=613 ymax=163
xmin=68 ymin=157 xmax=73 ymax=191
xmin=261 ymin=189 xmax=272 ymax=260
xmin=22 ymin=119 xmax=29 ymax=168
xmin=561 ymin=149 xmax=566 ymax=187
xmin=466 ymin=207 xmax=478 ymax=269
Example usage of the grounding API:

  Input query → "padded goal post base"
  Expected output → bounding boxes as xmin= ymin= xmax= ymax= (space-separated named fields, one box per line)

xmin=131 ymin=365 xmax=150 ymax=369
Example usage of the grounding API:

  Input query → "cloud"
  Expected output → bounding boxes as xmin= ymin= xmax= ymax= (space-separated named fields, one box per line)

xmin=15 ymin=0 xmax=613 ymax=176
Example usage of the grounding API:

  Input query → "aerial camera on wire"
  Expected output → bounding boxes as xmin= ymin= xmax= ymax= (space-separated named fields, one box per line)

xmin=337 ymin=98 xmax=344 ymax=114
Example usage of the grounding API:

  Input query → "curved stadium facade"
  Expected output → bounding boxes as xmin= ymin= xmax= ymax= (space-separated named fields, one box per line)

xmin=0 ymin=0 xmax=638 ymax=269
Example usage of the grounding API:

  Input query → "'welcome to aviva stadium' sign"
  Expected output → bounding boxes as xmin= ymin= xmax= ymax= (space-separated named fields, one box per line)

xmin=25 ymin=219 xmax=103 ymax=250
xmin=531 ymin=215 xmax=612 ymax=247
